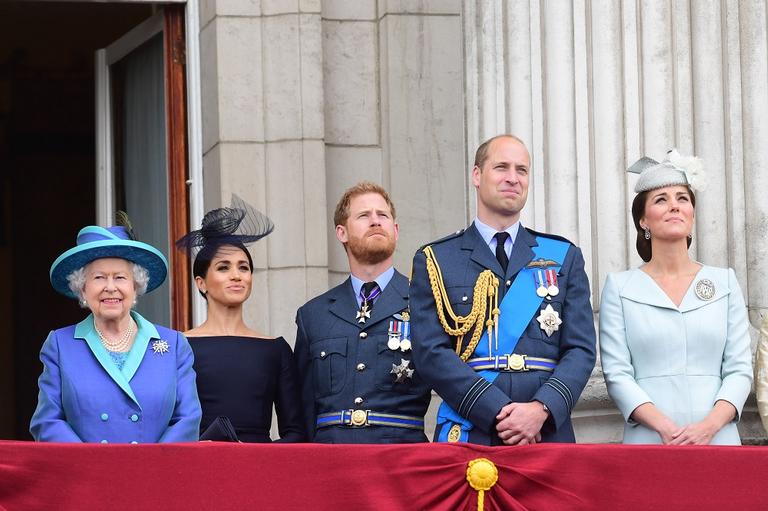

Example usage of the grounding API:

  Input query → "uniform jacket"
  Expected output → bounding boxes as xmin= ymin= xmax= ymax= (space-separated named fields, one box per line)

xmin=409 ymin=224 xmax=596 ymax=444
xmin=599 ymin=266 xmax=752 ymax=444
xmin=30 ymin=311 xmax=202 ymax=443
xmin=294 ymin=270 xmax=431 ymax=443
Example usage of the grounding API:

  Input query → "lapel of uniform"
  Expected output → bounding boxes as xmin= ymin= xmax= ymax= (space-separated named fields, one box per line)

xmin=75 ymin=315 xmax=140 ymax=407
xmin=329 ymin=277 xmax=364 ymax=328
xmin=366 ymin=270 xmax=409 ymax=326
xmin=465 ymin=223 xmax=505 ymax=278
xmin=506 ymin=227 xmax=536 ymax=280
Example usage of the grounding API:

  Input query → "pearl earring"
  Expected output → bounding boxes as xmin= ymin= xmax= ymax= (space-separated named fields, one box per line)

xmin=643 ymin=227 xmax=651 ymax=240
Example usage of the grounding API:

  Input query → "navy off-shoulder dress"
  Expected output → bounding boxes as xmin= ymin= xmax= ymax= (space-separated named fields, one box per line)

xmin=189 ymin=336 xmax=305 ymax=443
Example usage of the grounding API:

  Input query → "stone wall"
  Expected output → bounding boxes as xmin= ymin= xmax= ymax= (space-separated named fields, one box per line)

xmin=197 ymin=0 xmax=768 ymax=442
xmin=464 ymin=0 xmax=768 ymax=443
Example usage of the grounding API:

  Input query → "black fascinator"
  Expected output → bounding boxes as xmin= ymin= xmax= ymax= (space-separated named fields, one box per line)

xmin=176 ymin=194 xmax=274 ymax=253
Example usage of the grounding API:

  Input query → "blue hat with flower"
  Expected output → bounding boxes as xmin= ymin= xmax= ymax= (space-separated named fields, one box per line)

xmin=50 ymin=225 xmax=168 ymax=298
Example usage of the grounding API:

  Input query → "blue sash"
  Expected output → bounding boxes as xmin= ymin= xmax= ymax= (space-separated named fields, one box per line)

xmin=436 ymin=236 xmax=569 ymax=442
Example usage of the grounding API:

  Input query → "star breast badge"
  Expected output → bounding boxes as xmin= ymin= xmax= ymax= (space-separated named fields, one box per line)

xmin=536 ymin=304 xmax=562 ymax=337
xmin=151 ymin=340 xmax=170 ymax=355
xmin=390 ymin=358 xmax=415 ymax=383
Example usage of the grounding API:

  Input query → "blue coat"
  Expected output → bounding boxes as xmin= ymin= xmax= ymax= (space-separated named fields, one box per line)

xmin=30 ymin=311 xmax=202 ymax=443
xmin=294 ymin=270 xmax=431 ymax=443
xmin=409 ymin=224 xmax=596 ymax=444
xmin=599 ymin=266 xmax=752 ymax=444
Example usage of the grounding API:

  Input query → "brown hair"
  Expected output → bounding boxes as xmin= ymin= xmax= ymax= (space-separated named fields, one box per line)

xmin=631 ymin=187 xmax=696 ymax=262
xmin=333 ymin=181 xmax=396 ymax=227
xmin=473 ymin=134 xmax=527 ymax=168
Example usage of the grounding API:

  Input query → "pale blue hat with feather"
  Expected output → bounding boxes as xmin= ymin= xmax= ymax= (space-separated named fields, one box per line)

xmin=628 ymin=149 xmax=707 ymax=193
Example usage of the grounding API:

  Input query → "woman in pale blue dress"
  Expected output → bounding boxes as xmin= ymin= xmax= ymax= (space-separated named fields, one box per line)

xmin=599 ymin=151 xmax=752 ymax=445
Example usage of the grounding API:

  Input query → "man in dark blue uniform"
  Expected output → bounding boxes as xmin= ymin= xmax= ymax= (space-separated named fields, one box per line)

xmin=409 ymin=135 xmax=596 ymax=445
xmin=295 ymin=182 xmax=431 ymax=443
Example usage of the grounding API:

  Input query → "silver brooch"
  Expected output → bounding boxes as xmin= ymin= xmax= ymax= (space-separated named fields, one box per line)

xmin=151 ymin=340 xmax=170 ymax=355
xmin=694 ymin=279 xmax=715 ymax=301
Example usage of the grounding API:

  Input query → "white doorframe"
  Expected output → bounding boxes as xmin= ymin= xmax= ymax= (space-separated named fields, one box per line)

xmin=183 ymin=0 xmax=207 ymax=325
xmin=93 ymin=1 xmax=205 ymax=324
xmin=94 ymin=11 xmax=163 ymax=226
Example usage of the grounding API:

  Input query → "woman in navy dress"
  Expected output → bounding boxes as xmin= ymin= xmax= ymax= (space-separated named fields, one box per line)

xmin=177 ymin=195 xmax=304 ymax=442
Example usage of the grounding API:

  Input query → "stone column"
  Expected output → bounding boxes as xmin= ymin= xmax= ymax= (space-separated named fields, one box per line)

xmin=198 ymin=0 xmax=328 ymax=340
xmin=740 ymin=1 xmax=768 ymax=326
xmin=378 ymin=0 xmax=466 ymax=269
xmin=321 ymin=0 xmax=381 ymax=284
xmin=464 ymin=0 xmax=768 ymax=442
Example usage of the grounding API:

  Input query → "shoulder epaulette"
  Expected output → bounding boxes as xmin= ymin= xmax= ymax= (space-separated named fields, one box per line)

xmin=418 ymin=228 xmax=466 ymax=251
xmin=525 ymin=227 xmax=574 ymax=246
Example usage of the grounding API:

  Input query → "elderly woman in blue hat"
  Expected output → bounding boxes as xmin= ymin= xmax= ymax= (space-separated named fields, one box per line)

xmin=30 ymin=220 xmax=202 ymax=443
xmin=599 ymin=151 xmax=752 ymax=445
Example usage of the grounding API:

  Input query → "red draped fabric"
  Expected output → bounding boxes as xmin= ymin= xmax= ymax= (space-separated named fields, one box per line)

xmin=0 ymin=441 xmax=764 ymax=510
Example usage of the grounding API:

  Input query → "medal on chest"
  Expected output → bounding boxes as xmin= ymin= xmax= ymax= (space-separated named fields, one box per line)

xmin=388 ymin=315 xmax=412 ymax=352
xmin=356 ymin=303 xmax=371 ymax=324
xmin=391 ymin=358 xmax=414 ymax=382
xmin=534 ymin=269 xmax=559 ymax=300
xmin=536 ymin=304 xmax=562 ymax=337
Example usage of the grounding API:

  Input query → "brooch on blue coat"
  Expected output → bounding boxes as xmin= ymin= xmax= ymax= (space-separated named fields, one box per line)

xmin=694 ymin=279 xmax=715 ymax=300
xmin=151 ymin=340 xmax=170 ymax=355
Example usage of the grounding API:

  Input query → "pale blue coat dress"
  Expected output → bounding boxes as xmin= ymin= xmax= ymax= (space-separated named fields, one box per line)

xmin=599 ymin=265 xmax=752 ymax=444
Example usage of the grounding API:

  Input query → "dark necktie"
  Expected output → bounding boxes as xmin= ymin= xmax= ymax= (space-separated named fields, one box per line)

xmin=360 ymin=281 xmax=381 ymax=311
xmin=494 ymin=232 xmax=510 ymax=274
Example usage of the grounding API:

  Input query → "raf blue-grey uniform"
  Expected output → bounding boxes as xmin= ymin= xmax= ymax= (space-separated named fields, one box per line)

xmin=409 ymin=223 xmax=596 ymax=445
xmin=294 ymin=269 xmax=431 ymax=443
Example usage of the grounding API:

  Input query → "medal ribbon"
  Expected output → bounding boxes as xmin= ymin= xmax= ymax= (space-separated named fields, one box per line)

xmin=546 ymin=269 xmax=558 ymax=289
xmin=360 ymin=284 xmax=382 ymax=306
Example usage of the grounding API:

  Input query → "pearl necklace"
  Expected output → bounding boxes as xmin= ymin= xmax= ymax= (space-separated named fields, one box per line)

xmin=95 ymin=320 xmax=135 ymax=353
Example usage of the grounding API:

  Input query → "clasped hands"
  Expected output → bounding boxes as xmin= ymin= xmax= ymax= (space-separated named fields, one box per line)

xmin=657 ymin=419 xmax=717 ymax=445
xmin=495 ymin=401 xmax=549 ymax=445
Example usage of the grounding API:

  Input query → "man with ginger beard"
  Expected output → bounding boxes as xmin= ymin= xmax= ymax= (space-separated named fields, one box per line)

xmin=294 ymin=182 xmax=431 ymax=443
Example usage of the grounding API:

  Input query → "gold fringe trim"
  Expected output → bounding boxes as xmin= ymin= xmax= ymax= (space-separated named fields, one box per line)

xmin=423 ymin=245 xmax=499 ymax=362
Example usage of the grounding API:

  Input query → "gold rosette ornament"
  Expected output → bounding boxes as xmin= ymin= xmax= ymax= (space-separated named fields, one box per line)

xmin=466 ymin=457 xmax=498 ymax=511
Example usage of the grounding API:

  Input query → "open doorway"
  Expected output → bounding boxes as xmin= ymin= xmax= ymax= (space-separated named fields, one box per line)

xmin=0 ymin=2 xmax=168 ymax=440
